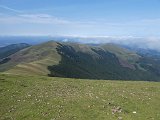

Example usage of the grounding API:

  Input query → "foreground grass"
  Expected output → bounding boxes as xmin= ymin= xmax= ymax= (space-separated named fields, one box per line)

xmin=0 ymin=74 xmax=160 ymax=120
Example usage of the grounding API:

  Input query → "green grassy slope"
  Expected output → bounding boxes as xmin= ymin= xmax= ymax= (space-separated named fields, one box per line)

xmin=1 ymin=41 xmax=160 ymax=81
xmin=0 ymin=74 xmax=160 ymax=120
xmin=0 ymin=41 xmax=61 ymax=75
xmin=1 ymin=41 xmax=139 ymax=77
xmin=48 ymin=43 xmax=159 ymax=81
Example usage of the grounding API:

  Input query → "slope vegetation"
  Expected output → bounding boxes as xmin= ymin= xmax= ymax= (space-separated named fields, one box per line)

xmin=0 ymin=41 xmax=160 ymax=81
xmin=0 ymin=41 xmax=61 ymax=75
xmin=0 ymin=74 xmax=160 ymax=120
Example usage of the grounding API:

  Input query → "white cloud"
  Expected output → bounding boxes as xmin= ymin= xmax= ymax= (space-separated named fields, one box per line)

xmin=0 ymin=13 xmax=70 ymax=24
xmin=19 ymin=14 xmax=53 ymax=18
xmin=19 ymin=14 xmax=70 ymax=24
xmin=65 ymin=36 xmax=160 ymax=51
xmin=0 ymin=5 xmax=70 ymax=24
xmin=0 ymin=5 xmax=22 ymax=13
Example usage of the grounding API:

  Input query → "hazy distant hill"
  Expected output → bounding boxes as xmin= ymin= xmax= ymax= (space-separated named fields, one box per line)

xmin=0 ymin=43 xmax=30 ymax=59
xmin=0 ymin=41 xmax=160 ymax=81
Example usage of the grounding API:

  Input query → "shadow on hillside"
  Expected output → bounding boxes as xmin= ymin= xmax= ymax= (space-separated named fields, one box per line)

xmin=0 ymin=58 xmax=11 ymax=65
xmin=48 ymin=43 xmax=98 ymax=79
xmin=47 ymin=43 xmax=160 ymax=81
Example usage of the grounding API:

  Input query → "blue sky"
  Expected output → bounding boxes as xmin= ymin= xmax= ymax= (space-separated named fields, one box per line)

xmin=0 ymin=0 xmax=160 ymax=37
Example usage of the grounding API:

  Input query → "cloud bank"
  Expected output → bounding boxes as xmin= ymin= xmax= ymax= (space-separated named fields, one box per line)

xmin=60 ymin=36 xmax=160 ymax=51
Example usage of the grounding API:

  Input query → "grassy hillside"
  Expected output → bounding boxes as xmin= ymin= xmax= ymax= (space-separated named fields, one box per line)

xmin=0 ymin=74 xmax=160 ymax=120
xmin=1 ymin=41 xmax=138 ymax=77
xmin=101 ymin=43 xmax=140 ymax=64
xmin=0 ymin=41 xmax=61 ymax=75
xmin=48 ymin=43 xmax=160 ymax=81
xmin=1 ymin=41 xmax=160 ymax=81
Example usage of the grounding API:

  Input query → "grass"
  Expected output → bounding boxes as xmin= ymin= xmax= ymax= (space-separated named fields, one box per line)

xmin=3 ymin=41 xmax=61 ymax=76
xmin=6 ymin=57 xmax=60 ymax=76
xmin=1 ymin=41 xmax=160 ymax=81
xmin=0 ymin=74 xmax=160 ymax=120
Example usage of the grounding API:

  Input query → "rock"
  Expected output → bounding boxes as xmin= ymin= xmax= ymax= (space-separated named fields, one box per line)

xmin=28 ymin=94 xmax=31 ymax=97
xmin=133 ymin=111 xmax=136 ymax=114
xmin=118 ymin=116 xmax=123 ymax=120
xmin=112 ymin=106 xmax=122 ymax=114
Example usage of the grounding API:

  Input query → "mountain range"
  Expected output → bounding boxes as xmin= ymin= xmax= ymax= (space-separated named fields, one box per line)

xmin=0 ymin=41 xmax=160 ymax=81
